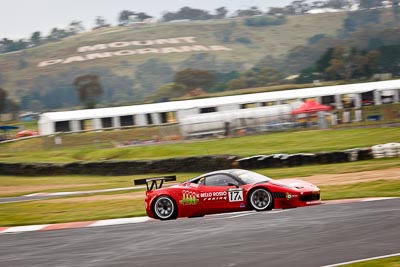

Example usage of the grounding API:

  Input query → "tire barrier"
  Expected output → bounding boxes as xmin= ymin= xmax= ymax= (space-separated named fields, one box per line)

xmin=0 ymin=147 xmax=378 ymax=176
xmin=235 ymin=148 xmax=372 ymax=169
xmin=372 ymin=143 xmax=400 ymax=158
xmin=0 ymin=155 xmax=238 ymax=176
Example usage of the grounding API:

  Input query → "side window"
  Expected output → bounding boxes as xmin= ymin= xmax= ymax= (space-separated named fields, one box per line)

xmin=205 ymin=174 xmax=238 ymax=186
xmin=198 ymin=177 xmax=205 ymax=185
xmin=190 ymin=177 xmax=205 ymax=185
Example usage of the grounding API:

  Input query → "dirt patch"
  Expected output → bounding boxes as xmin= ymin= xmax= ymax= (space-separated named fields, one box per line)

xmin=298 ymin=167 xmax=400 ymax=186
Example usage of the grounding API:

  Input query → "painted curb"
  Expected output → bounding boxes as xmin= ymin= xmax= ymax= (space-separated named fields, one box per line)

xmin=0 ymin=217 xmax=153 ymax=234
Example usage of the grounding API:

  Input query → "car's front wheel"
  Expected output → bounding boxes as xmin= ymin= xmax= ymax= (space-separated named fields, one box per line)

xmin=152 ymin=195 xmax=178 ymax=220
xmin=248 ymin=188 xmax=273 ymax=211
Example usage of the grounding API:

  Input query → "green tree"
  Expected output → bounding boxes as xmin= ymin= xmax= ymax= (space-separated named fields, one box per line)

xmin=150 ymin=82 xmax=187 ymax=100
xmin=180 ymin=53 xmax=217 ymax=70
xmin=214 ymin=23 xmax=235 ymax=43
xmin=325 ymin=46 xmax=354 ymax=80
xmin=215 ymin=7 xmax=228 ymax=19
xmin=118 ymin=10 xmax=152 ymax=25
xmin=308 ymin=34 xmax=326 ymax=45
xmin=6 ymin=99 xmax=20 ymax=120
xmin=94 ymin=16 xmax=109 ymax=28
xmin=236 ymin=6 xmax=262 ymax=17
xmin=268 ymin=7 xmax=287 ymax=15
xmin=324 ymin=46 xmax=380 ymax=80
xmin=0 ymin=38 xmax=27 ymax=52
xmin=73 ymin=75 xmax=103 ymax=109
xmin=359 ymin=0 xmax=381 ymax=8
xmin=119 ymin=10 xmax=135 ymax=24
xmin=393 ymin=0 xmax=400 ymax=20
xmin=30 ymin=31 xmax=41 ymax=46
xmin=135 ymin=59 xmax=174 ymax=95
xmin=326 ymin=0 xmax=349 ymax=9
xmin=48 ymin=28 xmax=69 ymax=41
xmin=175 ymin=68 xmax=216 ymax=91
xmin=0 ymin=88 xmax=7 ymax=114
xmin=68 ymin=21 xmax=85 ymax=34
xmin=375 ymin=45 xmax=400 ymax=75
xmin=245 ymin=15 xmax=286 ymax=27
xmin=162 ymin=6 xmax=212 ymax=21
xmin=227 ymin=78 xmax=248 ymax=90
xmin=135 ymin=12 xmax=152 ymax=21
xmin=343 ymin=9 xmax=380 ymax=34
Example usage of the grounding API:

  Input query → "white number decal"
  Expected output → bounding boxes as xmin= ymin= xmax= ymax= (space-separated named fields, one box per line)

xmin=228 ymin=189 xmax=243 ymax=202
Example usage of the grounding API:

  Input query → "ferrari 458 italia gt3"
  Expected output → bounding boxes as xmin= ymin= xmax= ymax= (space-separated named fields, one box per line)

xmin=134 ymin=169 xmax=321 ymax=220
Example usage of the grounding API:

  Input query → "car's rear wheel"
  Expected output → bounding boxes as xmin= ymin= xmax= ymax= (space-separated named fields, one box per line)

xmin=248 ymin=188 xmax=273 ymax=211
xmin=153 ymin=196 xmax=178 ymax=220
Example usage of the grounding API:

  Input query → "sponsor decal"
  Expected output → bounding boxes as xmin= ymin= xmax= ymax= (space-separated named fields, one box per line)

xmin=200 ymin=191 xmax=227 ymax=201
xmin=180 ymin=190 xmax=199 ymax=205
xmin=240 ymin=203 xmax=245 ymax=208
xmin=228 ymin=188 xmax=244 ymax=202
xmin=285 ymin=192 xmax=299 ymax=200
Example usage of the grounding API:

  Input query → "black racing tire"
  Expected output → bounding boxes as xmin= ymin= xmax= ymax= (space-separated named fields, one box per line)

xmin=152 ymin=195 xmax=178 ymax=220
xmin=248 ymin=188 xmax=273 ymax=211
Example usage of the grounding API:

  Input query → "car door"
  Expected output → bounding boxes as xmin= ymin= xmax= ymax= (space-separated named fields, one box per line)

xmin=199 ymin=174 xmax=245 ymax=214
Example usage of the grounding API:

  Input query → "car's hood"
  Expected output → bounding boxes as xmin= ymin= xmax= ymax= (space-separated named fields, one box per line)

xmin=271 ymin=179 xmax=319 ymax=191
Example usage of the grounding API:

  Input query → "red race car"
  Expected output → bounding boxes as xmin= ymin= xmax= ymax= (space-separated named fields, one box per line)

xmin=134 ymin=169 xmax=321 ymax=220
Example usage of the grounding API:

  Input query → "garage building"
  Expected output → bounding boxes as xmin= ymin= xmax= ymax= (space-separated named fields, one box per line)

xmin=38 ymin=79 xmax=400 ymax=135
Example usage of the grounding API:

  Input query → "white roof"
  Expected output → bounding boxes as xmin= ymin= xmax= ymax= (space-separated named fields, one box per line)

xmin=40 ymin=80 xmax=400 ymax=122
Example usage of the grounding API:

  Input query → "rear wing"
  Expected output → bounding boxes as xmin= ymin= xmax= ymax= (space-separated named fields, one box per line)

xmin=134 ymin=175 xmax=177 ymax=191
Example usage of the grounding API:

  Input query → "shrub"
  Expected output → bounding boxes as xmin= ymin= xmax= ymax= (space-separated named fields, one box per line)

xmin=244 ymin=15 xmax=286 ymax=27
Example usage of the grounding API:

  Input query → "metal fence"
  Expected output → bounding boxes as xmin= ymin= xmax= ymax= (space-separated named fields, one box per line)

xmin=180 ymin=104 xmax=400 ymax=139
xmin=1 ymin=103 xmax=399 ymax=152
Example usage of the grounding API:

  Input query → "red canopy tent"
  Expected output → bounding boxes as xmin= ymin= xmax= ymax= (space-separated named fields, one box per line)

xmin=291 ymin=100 xmax=332 ymax=115
xmin=17 ymin=130 xmax=38 ymax=138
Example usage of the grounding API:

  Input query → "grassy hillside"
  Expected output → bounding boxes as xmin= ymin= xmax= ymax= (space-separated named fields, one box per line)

xmin=0 ymin=13 xmax=346 ymax=99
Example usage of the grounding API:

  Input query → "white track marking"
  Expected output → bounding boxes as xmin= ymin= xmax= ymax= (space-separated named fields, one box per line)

xmin=361 ymin=197 xmax=398 ymax=202
xmin=227 ymin=210 xmax=286 ymax=219
xmin=322 ymin=252 xmax=400 ymax=266
xmin=206 ymin=210 xmax=286 ymax=220
xmin=89 ymin=217 xmax=151 ymax=227
xmin=208 ymin=211 xmax=255 ymax=217
xmin=2 ymin=224 xmax=49 ymax=233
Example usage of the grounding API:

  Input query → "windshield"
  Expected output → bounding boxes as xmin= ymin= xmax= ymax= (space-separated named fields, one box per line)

xmin=233 ymin=170 xmax=272 ymax=184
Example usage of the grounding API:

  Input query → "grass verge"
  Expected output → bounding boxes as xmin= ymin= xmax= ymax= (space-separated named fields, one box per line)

xmin=1 ymin=158 xmax=399 ymax=198
xmin=343 ymin=256 xmax=400 ymax=266
xmin=1 ymin=127 xmax=400 ymax=162
xmin=320 ymin=179 xmax=400 ymax=200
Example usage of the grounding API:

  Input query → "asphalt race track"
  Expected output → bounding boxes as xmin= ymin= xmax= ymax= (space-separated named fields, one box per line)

xmin=1 ymin=198 xmax=399 ymax=267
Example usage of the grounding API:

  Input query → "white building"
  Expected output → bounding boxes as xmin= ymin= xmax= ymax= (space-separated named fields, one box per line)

xmin=38 ymin=80 xmax=400 ymax=135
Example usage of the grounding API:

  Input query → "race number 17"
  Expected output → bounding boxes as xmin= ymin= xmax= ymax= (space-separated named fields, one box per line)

xmin=228 ymin=189 xmax=243 ymax=202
